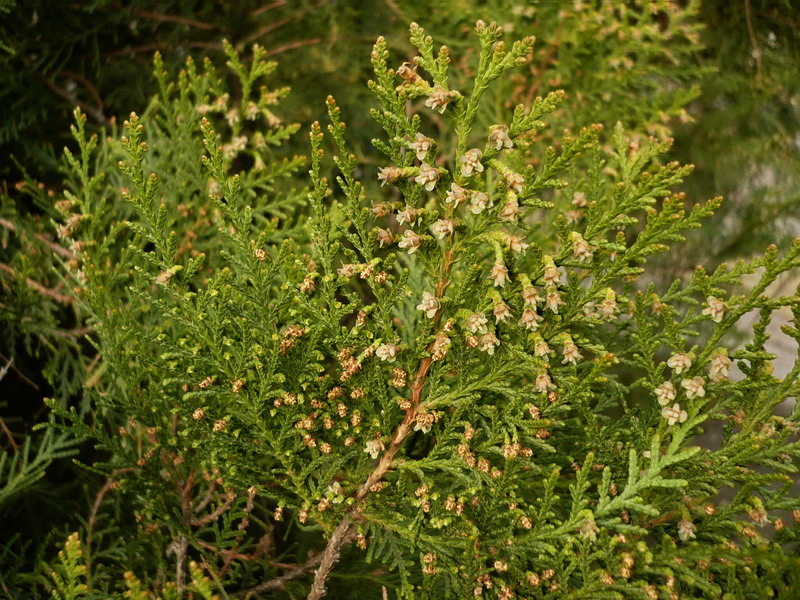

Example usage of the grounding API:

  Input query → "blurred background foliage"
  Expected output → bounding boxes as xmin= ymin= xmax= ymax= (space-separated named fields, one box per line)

xmin=1 ymin=0 xmax=799 ymax=596
xmin=672 ymin=0 xmax=800 ymax=270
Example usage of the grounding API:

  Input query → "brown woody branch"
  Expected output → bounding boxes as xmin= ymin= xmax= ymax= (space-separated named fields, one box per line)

xmin=59 ymin=70 xmax=106 ymax=119
xmin=189 ymin=491 xmax=237 ymax=527
xmin=36 ymin=74 xmax=107 ymax=125
xmin=265 ymin=38 xmax=323 ymax=58
xmin=744 ymin=0 xmax=763 ymax=81
xmin=643 ymin=510 xmax=680 ymax=530
xmin=103 ymin=40 xmax=224 ymax=58
xmin=0 ymin=359 xmax=15 ymax=450
xmin=0 ymin=352 xmax=39 ymax=390
xmin=193 ymin=480 xmax=217 ymax=514
xmin=45 ymin=326 xmax=92 ymax=340
xmin=0 ymin=218 xmax=75 ymax=260
xmin=0 ymin=418 xmax=17 ymax=451
xmin=252 ymin=0 xmax=287 ymax=17
xmin=0 ymin=262 xmax=75 ymax=304
xmin=307 ymin=250 xmax=455 ymax=599
xmin=241 ymin=0 xmax=327 ymax=47
xmin=86 ymin=467 xmax=136 ymax=577
xmin=132 ymin=9 xmax=215 ymax=30
xmin=236 ymin=528 xmax=355 ymax=598
xmin=0 ymin=357 xmax=12 ymax=384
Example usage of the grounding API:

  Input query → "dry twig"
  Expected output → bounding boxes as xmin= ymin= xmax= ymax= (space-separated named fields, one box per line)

xmin=744 ymin=0 xmax=763 ymax=80
xmin=0 ymin=218 xmax=75 ymax=260
xmin=0 ymin=262 xmax=74 ymax=304
xmin=132 ymin=9 xmax=215 ymax=30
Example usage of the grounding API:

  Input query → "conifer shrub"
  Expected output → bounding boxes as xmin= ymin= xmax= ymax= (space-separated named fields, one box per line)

xmin=15 ymin=19 xmax=800 ymax=600
xmin=0 ymin=0 xmax=711 ymax=414
xmin=0 ymin=39 xmax=304 ymax=594
xmin=0 ymin=39 xmax=304 ymax=403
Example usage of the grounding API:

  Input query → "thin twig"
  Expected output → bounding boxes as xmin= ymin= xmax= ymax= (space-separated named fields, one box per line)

xmin=265 ymin=38 xmax=322 ymax=58
xmin=0 ymin=218 xmax=75 ymax=260
xmin=103 ymin=40 xmax=224 ymax=58
xmin=45 ymin=326 xmax=92 ymax=340
xmin=189 ymin=491 xmax=236 ymax=527
xmin=132 ymin=9 xmax=215 ymax=30
xmin=88 ymin=468 xmax=136 ymax=536
xmin=85 ymin=354 xmax=105 ymax=389
xmin=0 ymin=360 xmax=38 ymax=442
xmin=383 ymin=0 xmax=406 ymax=21
xmin=0 ymin=262 xmax=75 ymax=304
xmin=0 ymin=419 xmax=18 ymax=451
xmin=255 ymin=528 xmax=273 ymax=562
xmin=239 ymin=0 xmax=324 ymax=48
xmin=196 ymin=539 xmax=255 ymax=562
xmin=86 ymin=467 xmax=135 ymax=576
xmin=85 ymin=352 xmax=100 ymax=373
xmin=252 ymin=0 xmax=287 ymax=17
xmin=527 ymin=29 xmax=560 ymax=106
xmin=643 ymin=510 xmax=680 ymax=530
xmin=59 ymin=70 xmax=106 ymax=120
xmin=86 ymin=484 xmax=109 ymax=539
xmin=36 ymin=74 xmax=107 ymax=125
xmin=755 ymin=10 xmax=800 ymax=28
xmin=234 ymin=529 xmax=355 ymax=598
xmin=0 ymin=357 xmax=12 ymax=384
xmin=236 ymin=556 xmax=322 ymax=598
xmin=0 ymin=353 xmax=39 ymax=391
xmin=192 ymin=481 xmax=217 ymax=514
xmin=181 ymin=471 xmax=195 ymax=521
xmin=239 ymin=15 xmax=297 ymax=47
xmin=744 ymin=0 xmax=762 ymax=81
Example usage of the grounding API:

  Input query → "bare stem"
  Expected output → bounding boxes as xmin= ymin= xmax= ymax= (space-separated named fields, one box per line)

xmin=0 ymin=357 xmax=12 ymax=385
xmin=265 ymin=38 xmax=323 ymax=58
xmin=0 ymin=418 xmax=17 ymax=451
xmin=0 ymin=218 xmax=75 ymax=260
xmin=307 ymin=249 xmax=455 ymax=599
xmin=744 ymin=0 xmax=763 ymax=81
xmin=174 ymin=535 xmax=188 ymax=592
xmin=132 ymin=9 xmax=215 ymax=30
xmin=307 ymin=519 xmax=354 ymax=600
xmin=86 ymin=468 xmax=135 ymax=583
xmin=235 ymin=528 xmax=355 ymax=598
xmin=0 ymin=262 xmax=75 ymax=304
xmin=189 ymin=491 xmax=236 ymax=527
xmin=36 ymin=74 xmax=107 ymax=125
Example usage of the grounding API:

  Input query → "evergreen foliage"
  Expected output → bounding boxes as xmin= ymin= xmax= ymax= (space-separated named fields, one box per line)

xmin=8 ymin=21 xmax=798 ymax=599
xmin=0 ymin=424 xmax=77 ymax=508
xmin=1 ymin=5 xmax=800 ymax=600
